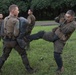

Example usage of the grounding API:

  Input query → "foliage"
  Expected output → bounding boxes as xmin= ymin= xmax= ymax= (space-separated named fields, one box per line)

xmin=0 ymin=0 xmax=76 ymax=20
xmin=31 ymin=0 xmax=51 ymax=10
xmin=31 ymin=0 xmax=76 ymax=10
xmin=0 ymin=0 xmax=29 ymax=14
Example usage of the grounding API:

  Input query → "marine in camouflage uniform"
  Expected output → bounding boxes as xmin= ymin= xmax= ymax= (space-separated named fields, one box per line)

xmin=24 ymin=9 xmax=36 ymax=50
xmin=53 ymin=10 xmax=76 ymax=74
xmin=27 ymin=10 xmax=76 ymax=74
xmin=0 ymin=4 xmax=34 ymax=73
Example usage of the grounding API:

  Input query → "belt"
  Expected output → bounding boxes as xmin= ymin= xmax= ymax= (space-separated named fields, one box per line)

xmin=3 ymin=36 xmax=16 ymax=41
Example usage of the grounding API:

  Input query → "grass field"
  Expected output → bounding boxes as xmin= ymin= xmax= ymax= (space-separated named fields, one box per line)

xmin=0 ymin=25 xmax=76 ymax=75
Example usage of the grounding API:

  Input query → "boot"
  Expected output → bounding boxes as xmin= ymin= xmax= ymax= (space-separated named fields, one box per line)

xmin=0 ymin=58 xmax=4 ymax=73
xmin=56 ymin=66 xmax=64 ymax=75
xmin=28 ymin=31 xmax=45 ymax=41
xmin=26 ymin=66 xmax=35 ymax=74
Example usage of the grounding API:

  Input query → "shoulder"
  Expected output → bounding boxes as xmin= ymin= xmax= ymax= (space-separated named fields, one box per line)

xmin=4 ymin=16 xmax=19 ymax=24
xmin=10 ymin=17 xmax=19 ymax=24
xmin=4 ymin=16 xmax=10 ymax=24
xmin=31 ymin=14 xmax=35 ymax=18
xmin=28 ymin=14 xmax=35 ymax=18
xmin=72 ymin=21 xmax=76 ymax=25
xmin=70 ymin=21 xmax=76 ymax=28
xmin=4 ymin=16 xmax=9 ymax=21
xmin=30 ymin=14 xmax=36 ymax=20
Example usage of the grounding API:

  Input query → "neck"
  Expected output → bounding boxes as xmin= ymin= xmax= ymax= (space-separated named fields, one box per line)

xmin=9 ymin=13 xmax=14 ymax=16
xmin=29 ymin=13 xmax=32 ymax=15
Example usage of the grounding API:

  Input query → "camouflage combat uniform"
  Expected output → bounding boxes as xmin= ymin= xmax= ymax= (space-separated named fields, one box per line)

xmin=0 ymin=15 xmax=33 ymax=72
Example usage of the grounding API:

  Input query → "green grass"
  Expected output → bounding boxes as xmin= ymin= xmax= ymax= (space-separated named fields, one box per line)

xmin=0 ymin=25 xmax=76 ymax=75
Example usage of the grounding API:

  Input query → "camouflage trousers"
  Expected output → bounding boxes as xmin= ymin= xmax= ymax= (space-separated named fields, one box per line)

xmin=43 ymin=31 xmax=65 ymax=53
xmin=0 ymin=39 xmax=32 ymax=70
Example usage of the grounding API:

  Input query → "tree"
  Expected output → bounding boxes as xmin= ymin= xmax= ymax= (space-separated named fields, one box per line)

xmin=0 ymin=0 xmax=29 ymax=17
xmin=0 ymin=0 xmax=76 ymax=20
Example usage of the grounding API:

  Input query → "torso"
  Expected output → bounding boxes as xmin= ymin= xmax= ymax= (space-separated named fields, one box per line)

xmin=60 ymin=21 xmax=76 ymax=41
xmin=4 ymin=15 xmax=19 ymax=37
